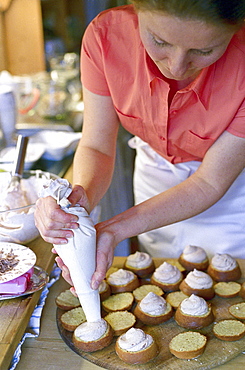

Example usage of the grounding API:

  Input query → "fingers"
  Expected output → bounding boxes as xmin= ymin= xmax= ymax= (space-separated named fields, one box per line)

xmin=34 ymin=196 xmax=78 ymax=244
xmin=55 ymin=256 xmax=74 ymax=286
xmin=91 ymin=230 xmax=116 ymax=290
xmin=68 ymin=184 xmax=91 ymax=212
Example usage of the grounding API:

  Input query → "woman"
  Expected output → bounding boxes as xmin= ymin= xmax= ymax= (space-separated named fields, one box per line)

xmin=35 ymin=0 xmax=245 ymax=291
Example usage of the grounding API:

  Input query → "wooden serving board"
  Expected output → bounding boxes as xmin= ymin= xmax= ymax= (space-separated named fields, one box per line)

xmin=56 ymin=258 xmax=245 ymax=370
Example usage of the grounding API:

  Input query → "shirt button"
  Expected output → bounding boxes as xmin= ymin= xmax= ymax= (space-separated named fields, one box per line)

xmin=159 ymin=135 xmax=165 ymax=141
xmin=171 ymin=110 xmax=177 ymax=115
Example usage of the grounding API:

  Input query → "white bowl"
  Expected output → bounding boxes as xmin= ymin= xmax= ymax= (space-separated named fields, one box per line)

xmin=0 ymin=170 xmax=59 ymax=244
xmin=0 ymin=143 xmax=45 ymax=171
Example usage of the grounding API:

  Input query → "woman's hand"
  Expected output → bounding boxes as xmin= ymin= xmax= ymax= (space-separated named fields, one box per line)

xmin=53 ymin=223 xmax=119 ymax=294
xmin=91 ymin=223 xmax=119 ymax=290
xmin=34 ymin=184 xmax=90 ymax=245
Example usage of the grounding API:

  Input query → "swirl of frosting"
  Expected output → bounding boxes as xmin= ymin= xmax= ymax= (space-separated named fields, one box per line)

xmin=139 ymin=292 xmax=167 ymax=315
xmin=180 ymin=294 xmax=209 ymax=316
xmin=182 ymin=245 xmax=207 ymax=263
xmin=153 ymin=262 xmax=182 ymax=284
xmin=126 ymin=251 xmax=152 ymax=268
xmin=211 ymin=253 xmax=237 ymax=271
xmin=185 ymin=269 xmax=213 ymax=289
xmin=107 ymin=269 xmax=135 ymax=285
xmin=118 ymin=328 xmax=153 ymax=352
xmin=74 ymin=319 xmax=107 ymax=342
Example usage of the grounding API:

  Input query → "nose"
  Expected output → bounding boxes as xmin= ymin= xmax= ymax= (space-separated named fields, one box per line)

xmin=168 ymin=50 xmax=190 ymax=78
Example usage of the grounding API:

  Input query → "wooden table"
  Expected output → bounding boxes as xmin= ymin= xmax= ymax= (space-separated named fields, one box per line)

xmin=1 ymin=255 xmax=243 ymax=370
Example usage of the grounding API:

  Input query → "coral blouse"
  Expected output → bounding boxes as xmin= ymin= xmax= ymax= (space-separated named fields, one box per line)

xmin=81 ymin=5 xmax=245 ymax=163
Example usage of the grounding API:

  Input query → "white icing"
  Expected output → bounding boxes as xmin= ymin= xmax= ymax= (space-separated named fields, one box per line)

xmin=153 ymin=262 xmax=182 ymax=284
xmin=126 ymin=251 xmax=152 ymax=268
xmin=74 ymin=319 xmax=107 ymax=342
xmin=211 ymin=253 xmax=237 ymax=271
xmin=182 ymin=245 xmax=207 ymax=263
xmin=107 ymin=268 xmax=135 ymax=285
xmin=180 ymin=294 xmax=209 ymax=316
xmin=118 ymin=328 xmax=153 ymax=352
xmin=185 ymin=269 xmax=213 ymax=289
xmin=139 ymin=292 xmax=167 ymax=315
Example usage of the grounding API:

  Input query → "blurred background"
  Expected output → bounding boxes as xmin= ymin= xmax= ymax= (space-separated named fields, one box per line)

xmin=0 ymin=0 xmax=134 ymax=255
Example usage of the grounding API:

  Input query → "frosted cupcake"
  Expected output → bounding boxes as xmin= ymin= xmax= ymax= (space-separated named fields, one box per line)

xmin=73 ymin=319 xmax=113 ymax=352
xmin=175 ymin=294 xmax=214 ymax=329
xmin=179 ymin=245 xmax=209 ymax=271
xmin=151 ymin=262 xmax=183 ymax=292
xmin=179 ymin=269 xmax=215 ymax=300
xmin=107 ymin=268 xmax=140 ymax=293
xmin=207 ymin=253 xmax=241 ymax=282
xmin=124 ymin=251 xmax=155 ymax=277
xmin=115 ymin=327 xmax=158 ymax=364
xmin=134 ymin=292 xmax=173 ymax=325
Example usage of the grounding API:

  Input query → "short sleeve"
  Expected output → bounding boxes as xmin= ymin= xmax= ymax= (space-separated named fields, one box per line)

xmin=226 ymin=100 xmax=245 ymax=138
xmin=81 ymin=20 xmax=111 ymax=96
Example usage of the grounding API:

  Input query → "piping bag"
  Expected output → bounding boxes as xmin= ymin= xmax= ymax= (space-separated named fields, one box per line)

xmin=41 ymin=178 xmax=101 ymax=322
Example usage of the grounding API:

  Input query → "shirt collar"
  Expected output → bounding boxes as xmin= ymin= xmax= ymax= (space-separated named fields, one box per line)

xmin=144 ymin=49 xmax=214 ymax=110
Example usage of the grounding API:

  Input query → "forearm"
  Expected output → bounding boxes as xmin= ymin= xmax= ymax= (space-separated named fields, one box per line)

xmin=97 ymin=172 xmax=222 ymax=244
xmin=73 ymin=141 xmax=116 ymax=210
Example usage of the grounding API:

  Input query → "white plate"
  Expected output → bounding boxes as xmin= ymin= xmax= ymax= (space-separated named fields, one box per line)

xmin=0 ymin=265 xmax=49 ymax=300
xmin=0 ymin=242 xmax=36 ymax=283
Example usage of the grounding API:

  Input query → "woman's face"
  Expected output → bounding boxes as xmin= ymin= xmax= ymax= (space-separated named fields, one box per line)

xmin=138 ymin=10 xmax=235 ymax=81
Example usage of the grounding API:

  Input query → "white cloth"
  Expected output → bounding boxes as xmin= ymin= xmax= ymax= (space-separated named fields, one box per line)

xmin=129 ymin=136 xmax=245 ymax=259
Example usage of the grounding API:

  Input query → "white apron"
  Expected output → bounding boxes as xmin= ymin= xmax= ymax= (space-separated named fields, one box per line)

xmin=129 ymin=136 xmax=245 ymax=259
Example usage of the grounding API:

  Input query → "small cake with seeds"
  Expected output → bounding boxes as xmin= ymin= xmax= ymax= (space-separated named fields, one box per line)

xmin=179 ymin=245 xmax=209 ymax=271
xmin=133 ymin=284 xmax=164 ymax=302
xmin=179 ymin=269 xmax=215 ymax=300
xmin=229 ymin=302 xmax=245 ymax=320
xmin=73 ymin=318 xmax=113 ymax=352
xmin=151 ymin=262 xmax=183 ymax=292
xmin=102 ymin=292 xmax=134 ymax=313
xmin=115 ymin=327 xmax=158 ymax=364
xmin=104 ymin=310 xmax=136 ymax=336
xmin=55 ymin=289 xmax=80 ymax=310
xmin=166 ymin=291 xmax=189 ymax=310
xmin=107 ymin=268 xmax=140 ymax=293
xmin=124 ymin=251 xmax=155 ymax=277
xmin=60 ymin=306 xmax=86 ymax=331
xmin=169 ymin=331 xmax=207 ymax=359
xmin=213 ymin=319 xmax=245 ymax=341
xmin=134 ymin=292 xmax=173 ymax=325
xmin=214 ymin=281 xmax=241 ymax=298
xmin=175 ymin=294 xmax=214 ymax=329
xmin=207 ymin=254 xmax=241 ymax=282
xmin=240 ymin=282 xmax=245 ymax=299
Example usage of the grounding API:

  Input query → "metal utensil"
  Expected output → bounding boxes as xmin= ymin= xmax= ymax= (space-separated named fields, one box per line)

xmin=7 ymin=135 xmax=29 ymax=190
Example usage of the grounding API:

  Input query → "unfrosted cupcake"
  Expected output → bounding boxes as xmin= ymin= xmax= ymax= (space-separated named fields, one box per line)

xmin=151 ymin=262 xmax=183 ymax=292
xmin=175 ymin=294 xmax=214 ymax=329
xmin=107 ymin=268 xmax=140 ymax=293
xmin=179 ymin=269 xmax=215 ymax=300
xmin=178 ymin=245 xmax=209 ymax=271
xmin=124 ymin=251 xmax=155 ymax=277
xmin=134 ymin=292 xmax=173 ymax=325
xmin=207 ymin=254 xmax=241 ymax=282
